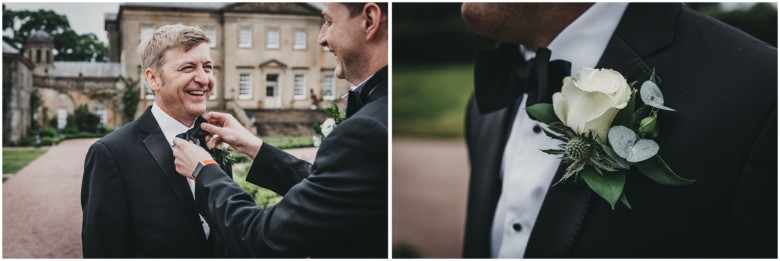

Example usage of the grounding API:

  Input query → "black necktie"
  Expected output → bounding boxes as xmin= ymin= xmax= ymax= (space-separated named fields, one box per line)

xmin=473 ymin=44 xmax=571 ymax=115
xmin=176 ymin=116 xmax=208 ymax=148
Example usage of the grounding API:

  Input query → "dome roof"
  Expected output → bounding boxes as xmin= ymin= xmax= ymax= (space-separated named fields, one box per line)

xmin=26 ymin=30 xmax=54 ymax=44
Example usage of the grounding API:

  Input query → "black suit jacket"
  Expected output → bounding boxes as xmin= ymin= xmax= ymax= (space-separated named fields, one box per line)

xmin=463 ymin=3 xmax=777 ymax=258
xmin=193 ymin=69 xmax=388 ymax=258
xmin=81 ymin=106 xmax=227 ymax=257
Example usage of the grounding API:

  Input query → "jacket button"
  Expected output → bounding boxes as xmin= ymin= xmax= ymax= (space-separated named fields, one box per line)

xmin=512 ymin=223 xmax=522 ymax=232
xmin=532 ymin=125 xmax=542 ymax=134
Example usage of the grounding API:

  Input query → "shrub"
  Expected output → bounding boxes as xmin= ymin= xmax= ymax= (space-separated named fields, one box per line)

xmin=38 ymin=126 xmax=58 ymax=138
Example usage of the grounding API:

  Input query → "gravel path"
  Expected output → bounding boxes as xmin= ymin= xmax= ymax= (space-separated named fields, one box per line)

xmin=392 ymin=137 xmax=470 ymax=258
xmin=3 ymin=138 xmax=97 ymax=258
xmin=2 ymin=138 xmax=319 ymax=258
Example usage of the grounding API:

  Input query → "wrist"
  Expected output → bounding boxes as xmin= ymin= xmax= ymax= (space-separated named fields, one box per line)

xmin=192 ymin=159 xmax=217 ymax=180
xmin=245 ymin=138 xmax=263 ymax=160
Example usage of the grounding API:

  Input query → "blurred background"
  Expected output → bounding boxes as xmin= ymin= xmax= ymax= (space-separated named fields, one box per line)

xmin=391 ymin=2 xmax=777 ymax=258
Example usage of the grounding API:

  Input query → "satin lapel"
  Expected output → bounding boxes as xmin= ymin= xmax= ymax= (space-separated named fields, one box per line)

xmin=140 ymin=110 xmax=209 ymax=241
xmin=525 ymin=19 xmax=655 ymax=258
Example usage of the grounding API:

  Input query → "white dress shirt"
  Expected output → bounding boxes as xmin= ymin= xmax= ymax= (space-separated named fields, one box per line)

xmin=151 ymin=102 xmax=211 ymax=239
xmin=490 ymin=3 xmax=628 ymax=258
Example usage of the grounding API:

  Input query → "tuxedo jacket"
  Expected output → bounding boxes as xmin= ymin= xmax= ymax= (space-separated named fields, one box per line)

xmin=463 ymin=3 xmax=777 ymax=258
xmin=193 ymin=70 xmax=388 ymax=257
xmin=81 ymin=106 xmax=231 ymax=257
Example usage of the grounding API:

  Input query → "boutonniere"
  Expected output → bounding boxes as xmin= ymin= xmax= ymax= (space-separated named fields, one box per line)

xmin=313 ymin=103 xmax=346 ymax=147
xmin=527 ymin=68 xmax=694 ymax=209
xmin=207 ymin=134 xmax=235 ymax=168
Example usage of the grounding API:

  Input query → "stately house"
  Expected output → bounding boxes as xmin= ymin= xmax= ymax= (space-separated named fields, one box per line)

xmin=3 ymin=3 xmax=350 ymax=144
xmin=106 ymin=2 xmax=349 ymax=135
xmin=3 ymin=31 xmax=123 ymax=145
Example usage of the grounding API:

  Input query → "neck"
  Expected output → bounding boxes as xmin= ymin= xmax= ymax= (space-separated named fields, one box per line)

xmin=347 ymin=43 xmax=388 ymax=85
xmin=524 ymin=4 xmax=592 ymax=50
xmin=155 ymin=102 xmax=196 ymax=127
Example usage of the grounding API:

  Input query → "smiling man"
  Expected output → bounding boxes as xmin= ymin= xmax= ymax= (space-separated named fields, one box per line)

xmin=81 ymin=24 xmax=226 ymax=257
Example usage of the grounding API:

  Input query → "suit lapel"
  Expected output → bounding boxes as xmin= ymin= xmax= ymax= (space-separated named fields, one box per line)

xmin=525 ymin=3 xmax=676 ymax=257
xmin=138 ymin=107 xmax=209 ymax=242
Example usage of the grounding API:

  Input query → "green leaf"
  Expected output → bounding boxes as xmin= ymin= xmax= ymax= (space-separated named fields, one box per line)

xmin=635 ymin=156 xmax=695 ymax=186
xmin=613 ymin=85 xmax=637 ymax=128
xmin=526 ymin=103 xmax=560 ymax=125
xmin=581 ymin=168 xmax=626 ymax=210
xmin=619 ymin=192 xmax=633 ymax=209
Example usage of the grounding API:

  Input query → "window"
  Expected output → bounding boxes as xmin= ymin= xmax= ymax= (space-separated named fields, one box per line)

xmin=57 ymin=108 xmax=67 ymax=129
xmin=266 ymin=28 xmax=279 ymax=49
xmin=293 ymin=74 xmax=306 ymax=100
xmin=266 ymin=74 xmax=278 ymax=97
xmin=141 ymin=72 xmax=154 ymax=100
xmin=140 ymin=25 xmax=155 ymax=43
xmin=239 ymin=73 xmax=251 ymax=99
xmin=203 ymin=27 xmax=217 ymax=48
xmin=239 ymin=27 xmax=252 ymax=48
xmin=294 ymin=29 xmax=306 ymax=50
xmin=46 ymin=50 xmax=51 ymax=63
xmin=323 ymin=74 xmax=335 ymax=100
xmin=210 ymin=72 xmax=217 ymax=100
xmin=36 ymin=49 xmax=41 ymax=63
xmin=96 ymin=107 xmax=107 ymax=125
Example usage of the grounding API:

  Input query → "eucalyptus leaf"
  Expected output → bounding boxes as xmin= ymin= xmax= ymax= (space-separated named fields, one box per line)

xmin=636 ymin=156 xmax=695 ymax=186
xmin=526 ymin=103 xmax=560 ymax=125
xmin=626 ymin=139 xmax=659 ymax=162
xmin=608 ymin=125 xmax=636 ymax=159
xmin=608 ymin=126 xmax=659 ymax=163
xmin=640 ymin=81 xmax=675 ymax=111
xmin=582 ymin=168 xmax=626 ymax=210
xmin=600 ymin=143 xmax=630 ymax=169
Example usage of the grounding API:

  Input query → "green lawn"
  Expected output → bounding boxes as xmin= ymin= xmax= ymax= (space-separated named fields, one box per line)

xmin=263 ymin=136 xmax=314 ymax=149
xmin=393 ymin=63 xmax=475 ymax=138
xmin=3 ymin=148 xmax=48 ymax=173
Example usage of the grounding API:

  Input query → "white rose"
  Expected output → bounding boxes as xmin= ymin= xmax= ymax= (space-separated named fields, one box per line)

xmin=208 ymin=134 xmax=230 ymax=150
xmin=552 ymin=68 xmax=631 ymax=141
xmin=312 ymin=136 xmax=322 ymax=148
xmin=320 ymin=118 xmax=336 ymax=137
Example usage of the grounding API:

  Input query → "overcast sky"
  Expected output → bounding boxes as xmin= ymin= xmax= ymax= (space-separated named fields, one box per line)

xmin=4 ymin=2 xmax=121 ymax=44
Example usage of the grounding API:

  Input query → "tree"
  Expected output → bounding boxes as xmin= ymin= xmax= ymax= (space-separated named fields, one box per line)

xmin=73 ymin=104 xmax=100 ymax=133
xmin=121 ymin=77 xmax=140 ymax=123
xmin=2 ymin=4 xmax=108 ymax=62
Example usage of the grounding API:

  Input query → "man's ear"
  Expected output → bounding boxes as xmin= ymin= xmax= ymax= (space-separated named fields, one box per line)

xmin=145 ymin=68 xmax=160 ymax=93
xmin=362 ymin=3 xmax=383 ymax=41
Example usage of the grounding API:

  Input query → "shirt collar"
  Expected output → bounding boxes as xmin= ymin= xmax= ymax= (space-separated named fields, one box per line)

xmin=151 ymin=102 xmax=195 ymax=147
xmin=520 ymin=3 xmax=629 ymax=75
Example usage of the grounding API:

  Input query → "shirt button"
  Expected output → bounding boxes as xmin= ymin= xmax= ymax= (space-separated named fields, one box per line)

xmin=512 ymin=223 xmax=522 ymax=232
xmin=532 ymin=125 xmax=542 ymax=134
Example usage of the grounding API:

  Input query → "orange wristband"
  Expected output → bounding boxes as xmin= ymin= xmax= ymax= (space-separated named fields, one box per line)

xmin=201 ymin=159 xmax=217 ymax=166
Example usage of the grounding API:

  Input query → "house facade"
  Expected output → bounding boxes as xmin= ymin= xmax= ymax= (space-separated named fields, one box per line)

xmin=106 ymin=3 xmax=349 ymax=119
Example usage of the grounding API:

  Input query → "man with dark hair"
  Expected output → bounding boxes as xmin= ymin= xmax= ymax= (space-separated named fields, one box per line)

xmin=170 ymin=2 xmax=388 ymax=258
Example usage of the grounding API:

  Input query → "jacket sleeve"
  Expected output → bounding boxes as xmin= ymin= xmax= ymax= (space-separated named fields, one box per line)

xmin=244 ymin=143 xmax=313 ymax=195
xmin=194 ymin=115 xmax=388 ymax=257
xmin=722 ymin=109 xmax=777 ymax=257
xmin=80 ymin=141 xmax=130 ymax=257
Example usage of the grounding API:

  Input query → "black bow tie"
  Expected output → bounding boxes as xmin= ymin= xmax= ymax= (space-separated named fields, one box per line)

xmin=474 ymin=44 xmax=571 ymax=115
xmin=176 ymin=116 xmax=209 ymax=148
xmin=346 ymin=90 xmax=364 ymax=118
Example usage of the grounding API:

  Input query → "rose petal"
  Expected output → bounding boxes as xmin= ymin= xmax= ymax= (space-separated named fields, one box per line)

xmin=552 ymin=92 xmax=567 ymax=125
xmin=561 ymin=82 xmax=616 ymax=134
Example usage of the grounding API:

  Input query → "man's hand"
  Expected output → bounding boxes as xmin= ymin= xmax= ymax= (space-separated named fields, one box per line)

xmin=173 ymin=138 xmax=213 ymax=180
xmin=202 ymin=111 xmax=263 ymax=159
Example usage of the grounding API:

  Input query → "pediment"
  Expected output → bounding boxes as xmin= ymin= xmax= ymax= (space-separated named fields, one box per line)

xmin=259 ymin=59 xmax=287 ymax=69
